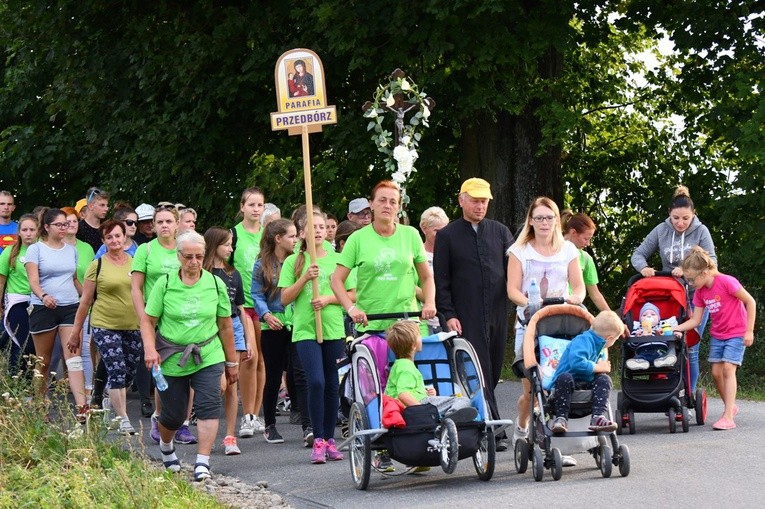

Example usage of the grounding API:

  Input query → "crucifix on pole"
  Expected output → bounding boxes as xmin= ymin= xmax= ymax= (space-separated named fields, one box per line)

xmin=363 ymin=68 xmax=435 ymax=220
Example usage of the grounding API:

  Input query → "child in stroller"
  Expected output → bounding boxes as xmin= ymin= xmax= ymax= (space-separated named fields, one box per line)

xmin=625 ymin=302 xmax=678 ymax=370
xmin=385 ymin=321 xmax=478 ymax=423
xmin=548 ymin=311 xmax=623 ymax=434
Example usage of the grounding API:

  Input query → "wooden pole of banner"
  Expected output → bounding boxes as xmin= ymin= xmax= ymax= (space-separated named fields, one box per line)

xmin=301 ymin=124 xmax=323 ymax=343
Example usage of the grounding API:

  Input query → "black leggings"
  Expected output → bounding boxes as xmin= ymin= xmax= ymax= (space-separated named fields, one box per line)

xmin=552 ymin=372 xmax=612 ymax=419
xmin=261 ymin=328 xmax=309 ymax=429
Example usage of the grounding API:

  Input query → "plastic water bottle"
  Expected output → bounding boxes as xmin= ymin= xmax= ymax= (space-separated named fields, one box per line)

xmin=152 ymin=365 xmax=169 ymax=392
xmin=527 ymin=277 xmax=542 ymax=316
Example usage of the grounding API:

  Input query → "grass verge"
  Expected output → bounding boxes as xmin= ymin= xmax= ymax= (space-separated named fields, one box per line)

xmin=0 ymin=357 xmax=227 ymax=509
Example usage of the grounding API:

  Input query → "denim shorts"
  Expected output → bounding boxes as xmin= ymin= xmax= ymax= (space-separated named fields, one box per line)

xmin=232 ymin=315 xmax=246 ymax=351
xmin=708 ymin=337 xmax=746 ymax=366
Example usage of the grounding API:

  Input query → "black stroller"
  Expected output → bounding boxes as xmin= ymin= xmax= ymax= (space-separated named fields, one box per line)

xmin=617 ymin=273 xmax=708 ymax=434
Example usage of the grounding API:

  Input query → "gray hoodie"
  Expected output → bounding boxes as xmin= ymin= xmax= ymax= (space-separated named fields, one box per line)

xmin=631 ymin=216 xmax=716 ymax=273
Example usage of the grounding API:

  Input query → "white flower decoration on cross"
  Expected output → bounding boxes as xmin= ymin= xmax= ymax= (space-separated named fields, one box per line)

xmin=363 ymin=69 xmax=435 ymax=211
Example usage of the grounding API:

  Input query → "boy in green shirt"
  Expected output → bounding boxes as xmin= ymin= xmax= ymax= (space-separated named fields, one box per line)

xmin=384 ymin=321 xmax=477 ymax=422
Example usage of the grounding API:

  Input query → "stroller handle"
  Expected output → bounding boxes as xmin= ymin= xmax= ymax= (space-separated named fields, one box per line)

xmin=626 ymin=271 xmax=677 ymax=287
xmin=343 ymin=311 xmax=448 ymax=337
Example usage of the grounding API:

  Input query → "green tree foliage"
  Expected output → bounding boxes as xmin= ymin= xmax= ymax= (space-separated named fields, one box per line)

xmin=1 ymin=2 xmax=763 ymax=387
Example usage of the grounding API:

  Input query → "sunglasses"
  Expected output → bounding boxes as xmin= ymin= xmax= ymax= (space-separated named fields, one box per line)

xmin=124 ymin=219 xmax=137 ymax=226
xmin=86 ymin=187 xmax=105 ymax=204
xmin=179 ymin=253 xmax=204 ymax=261
xmin=157 ymin=202 xmax=187 ymax=210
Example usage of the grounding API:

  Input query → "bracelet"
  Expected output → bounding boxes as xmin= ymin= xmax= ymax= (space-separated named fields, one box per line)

xmin=41 ymin=293 xmax=48 ymax=300
xmin=225 ymin=361 xmax=239 ymax=368
xmin=347 ymin=305 xmax=356 ymax=314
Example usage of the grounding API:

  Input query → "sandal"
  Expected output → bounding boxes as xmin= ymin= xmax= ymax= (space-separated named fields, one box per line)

xmin=194 ymin=462 xmax=211 ymax=482
xmin=161 ymin=446 xmax=181 ymax=473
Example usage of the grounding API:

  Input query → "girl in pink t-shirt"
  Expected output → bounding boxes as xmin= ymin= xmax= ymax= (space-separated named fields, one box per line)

xmin=673 ymin=247 xmax=756 ymax=431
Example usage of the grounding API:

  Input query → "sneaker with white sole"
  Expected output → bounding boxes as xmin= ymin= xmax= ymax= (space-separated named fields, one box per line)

xmin=263 ymin=424 xmax=284 ymax=444
xmin=223 ymin=435 xmax=241 ymax=455
xmin=511 ymin=423 xmax=529 ymax=448
xmin=626 ymin=358 xmax=649 ymax=370
xmin=119 ymin=417 xmax=137 ymax=436
xmin=562 ymin=455 xmax=577 ymax=466
xmin=549 ymin=416 xmax=568 ymax=434
xmin=303 ymin=427 xmax=314 ymax=448
xmin=253 ymin=416 xmax=265 ymax=432
xmin=654 ymin=353 xmax=677 ymax=368
xmin=239 ymin=414 xmax=257 ymax=438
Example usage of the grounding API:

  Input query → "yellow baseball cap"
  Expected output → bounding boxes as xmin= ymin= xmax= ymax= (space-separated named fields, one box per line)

xmin=74 ymin=198 xmax=87 ymax=213
xmin=459 ymin=178 xmax=493 ymax=199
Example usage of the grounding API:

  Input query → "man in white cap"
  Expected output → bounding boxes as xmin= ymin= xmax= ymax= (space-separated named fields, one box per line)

xmin=347 ymin=197 xmax=372 ymax=226
xmin=433 ymin=177 xmax=514 ymax=450
xmin=133 ymin=203 xmax=156 ymax=245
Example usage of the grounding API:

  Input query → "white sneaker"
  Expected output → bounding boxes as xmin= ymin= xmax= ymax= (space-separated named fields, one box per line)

xmin=511 ymin=423 xmax=528 ymax=448
xmin=562 ymin=455 xmax=577 ymax=467
xmin=102 ymin=397 xmax=112 ymax=424
xmin=626 ymin=358 xmax=649 ymax=370
xmin=654 ymin=354 xmax=677 ymax=368
xmin=239 ymin=414 xmax=256 ymax=438
xmin=119 ymin=418 xmax=137 ymax=435
xmin=253 ymin=416 xmax=265 ymax=432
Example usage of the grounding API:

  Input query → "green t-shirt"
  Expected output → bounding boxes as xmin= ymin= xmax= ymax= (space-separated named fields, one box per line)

xmin=131 ymin=238 xmax=181 ymax=301
xmin=145 ymin=270 xmax=231 ymax=377
xmin=338 ymin=224 xmax=426 ymax=331
xmin=385 ymin=358 xmax=426 ymax=402
xmin=0 ymin=244 xmax=30 ymax=295
xmin=278 ymin=250 xmax=356 ymax=342
xmin=231 ymin=222 xmax=263 ymax=308
xmin=74 ymin=240 xmax=95 ymax=285
xmin=580 ymin=249 xmax=599 ymax=286
xmin=86 ymin=256 xmax=139 ymax=330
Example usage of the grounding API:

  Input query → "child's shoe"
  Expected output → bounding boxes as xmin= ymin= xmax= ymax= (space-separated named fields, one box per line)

xmin=325 ymin=439 xmax=344 ymax=461
xmin=626 ymin=358 xmax=649 ymax=370
xmin=549 ymin=416 xmax=568 ymax=434
xmin=374 ymin=451 xmax=395 ymax=472
xmin=712 ymin=417 xmax=736 ymax=430
xmin=589 ymin=414 xmax=617 ymax=432
xmin=311 ymin=438 xmax=327 ymax=464
xmin=653 ymin=353 xmax=677 ymax=368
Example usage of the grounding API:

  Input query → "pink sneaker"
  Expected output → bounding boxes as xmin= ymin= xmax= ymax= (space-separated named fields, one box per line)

xmin=311 ymin=438 xmax=327 ymax=464
xmin=325 ymin=438 xmax=344 ymax=461
xmin=712 ymin=417 xmax=736 ymax=430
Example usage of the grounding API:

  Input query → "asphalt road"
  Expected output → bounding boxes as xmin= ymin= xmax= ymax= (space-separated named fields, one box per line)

xmin=129 ymin=381 xmax=765 ymax=509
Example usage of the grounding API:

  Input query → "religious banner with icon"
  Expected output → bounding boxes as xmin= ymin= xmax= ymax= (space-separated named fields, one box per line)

xmin=271 ymin=48 xmax=337 ymax=136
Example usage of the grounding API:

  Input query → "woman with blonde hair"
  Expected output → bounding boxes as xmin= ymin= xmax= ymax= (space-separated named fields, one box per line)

xmin=507 ymin=197 xmax=585 ymax=461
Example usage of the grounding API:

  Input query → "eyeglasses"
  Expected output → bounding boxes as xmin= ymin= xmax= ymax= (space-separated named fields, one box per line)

xmin=86 ymin=187 xmax=105 ymax=204
xmin=179 ymin=253 xmax=204 ymax=261
xmin=352 ymin=210 xmax=372 ymax=218
xmin=685 ymin=272 xmax=704 ymax=283
xmin=49 ymin=222 xmax=69 ymax=229
xmin=532 ymin=215 xmax=556 ymax=224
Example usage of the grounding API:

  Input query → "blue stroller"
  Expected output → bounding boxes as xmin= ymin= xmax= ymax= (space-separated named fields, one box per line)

xmin=337 ymin=311 xmax=512 ymax=490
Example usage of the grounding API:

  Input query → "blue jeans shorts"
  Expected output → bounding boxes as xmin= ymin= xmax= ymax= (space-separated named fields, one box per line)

xmin=232 ymin=315 xmax=246 ymax=351
xmin=708 ymin=337 xmax=745 ymax=366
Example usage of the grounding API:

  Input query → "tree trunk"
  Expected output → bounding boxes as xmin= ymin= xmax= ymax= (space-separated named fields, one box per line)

xmin=458 ymin=48 xmax=564 ymax=234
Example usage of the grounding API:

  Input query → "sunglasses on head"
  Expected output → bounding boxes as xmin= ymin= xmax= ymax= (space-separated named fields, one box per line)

xmin=86 ymin=187 xmax=104 ymax=204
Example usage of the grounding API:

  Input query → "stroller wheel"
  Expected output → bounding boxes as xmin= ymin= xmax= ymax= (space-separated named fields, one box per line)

xmin=439 ymin=418 xmax=459 ymax=474
xmin=668 ymin=408 xmax=677 ymax=433
xmin=617 ymin=444 xmax=631 ymax=477
xmin=348 ymin=402 xmax=371 ymax=490
xmin=695 ymin=389 xmax=707 ymax=425
xmin=627 ymin=408 xmax=636 ymax=435
xmin=514 ymin=438 xmax=529 ymax=474
xmin=531 ymin=446 xmax=544 ymax=482
xmin=472 ymin=425 xmax=496 ymax=481
xmin=599 ymin=445 xmax=612 ymax=478
xmin=550 ymin=448 xmax=563 ymax=481
xmin=681 ymin=407 xmax=690 ymax=433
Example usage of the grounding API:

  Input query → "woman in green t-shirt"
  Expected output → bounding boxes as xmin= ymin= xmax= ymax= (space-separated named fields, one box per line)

xmin=0 ymin=214 xmax=38 ymax=374
xmin=561 ymin=210 xmax=610 ymax=312
xmin=330 ymin=180 xmax=437 ymax=331
xmin=230 ymin=186 xmax=266 ymax=438
xmin=280 ymin=210 xmax=355 ymax=463
xmin=141 ymin=230 xmax=238 ymax=482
